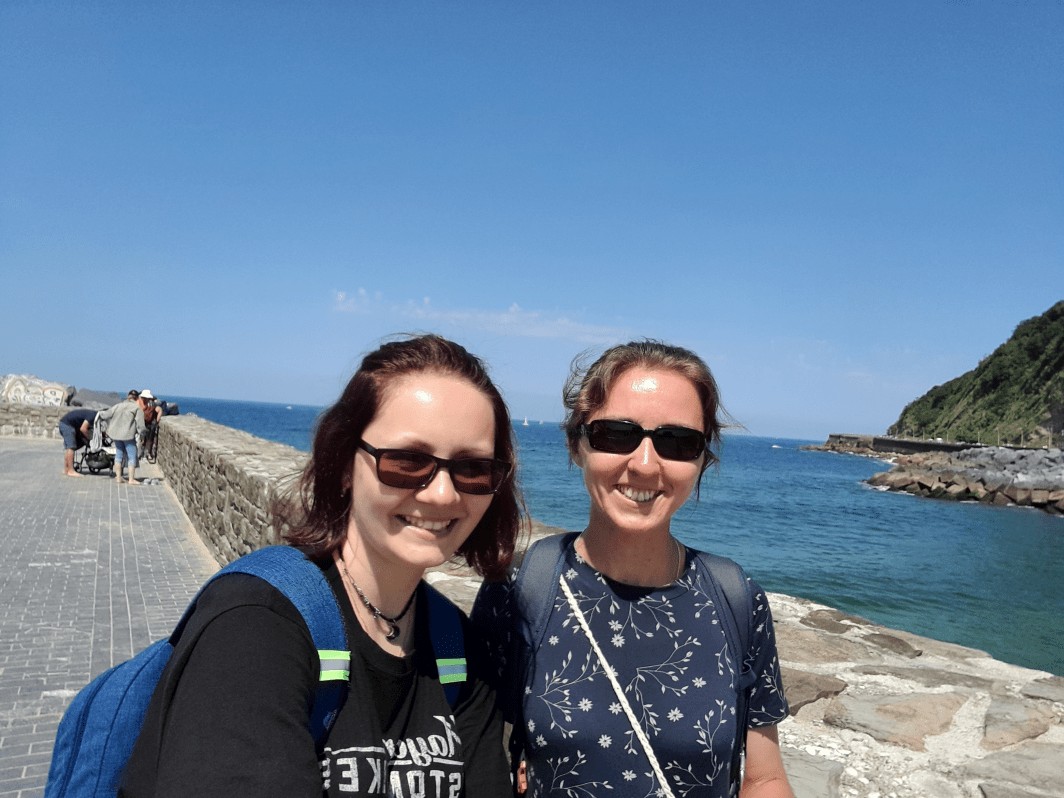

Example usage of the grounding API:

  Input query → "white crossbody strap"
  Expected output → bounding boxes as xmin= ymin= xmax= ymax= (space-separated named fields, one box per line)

xmin=559 ymin=575 xmax=677 ymax=798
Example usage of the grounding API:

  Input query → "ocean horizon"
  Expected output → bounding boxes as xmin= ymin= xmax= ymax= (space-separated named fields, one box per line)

xmin=167 ymin=394 xmax=1064 ymax=677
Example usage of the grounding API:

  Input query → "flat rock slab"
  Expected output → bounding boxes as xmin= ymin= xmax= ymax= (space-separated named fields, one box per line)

xmin=1022 ymin=676 xmax=1064 ymax=703
xmin=961 ymin=741 xmax=1064 ymax=793
xmin=780 ymin=747 xmax=843 ymax=798
xmin=781 ymin=667 xmax=847 ymax=713
xmin=982 ymin=696 xmax=1058 ymax=750
xmin=823 ymin=692 xmax=968 ymax=751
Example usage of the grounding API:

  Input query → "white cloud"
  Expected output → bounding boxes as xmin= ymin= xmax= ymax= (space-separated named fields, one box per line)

xmin=332 ymin=288 xmax=383 ymax=313
xmin=332 ymin=290 xmax=624 ymax=344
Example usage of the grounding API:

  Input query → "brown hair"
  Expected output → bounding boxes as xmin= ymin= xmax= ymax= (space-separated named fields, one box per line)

xmin=562 ymin=340 xmax=727 ymax=491
xmin=280 ymin=334 xmax=523 ymax=581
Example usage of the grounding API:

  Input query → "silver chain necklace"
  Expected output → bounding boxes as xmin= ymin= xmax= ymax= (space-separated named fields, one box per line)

xmin=337 ymin=556 xmax=416 ymax=641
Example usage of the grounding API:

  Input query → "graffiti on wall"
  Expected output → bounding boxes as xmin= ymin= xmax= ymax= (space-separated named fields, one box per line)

xmin=0 ymin=375 xmax=72 ymax=407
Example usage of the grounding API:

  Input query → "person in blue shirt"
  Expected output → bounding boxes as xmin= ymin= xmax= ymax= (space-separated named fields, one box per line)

xmin=59 ymin=407 xmax=97 ymax=477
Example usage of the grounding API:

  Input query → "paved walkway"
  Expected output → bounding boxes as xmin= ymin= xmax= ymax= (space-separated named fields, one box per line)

xmin=0 ymin=438 xmax=219 ymax=798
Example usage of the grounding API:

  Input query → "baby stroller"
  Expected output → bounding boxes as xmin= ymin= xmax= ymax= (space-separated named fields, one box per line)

xmin=74 ymin=412 xmax=115 ymax=475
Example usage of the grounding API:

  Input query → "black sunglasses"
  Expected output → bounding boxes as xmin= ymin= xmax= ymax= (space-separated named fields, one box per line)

xmin=581 ymin=419 xmax=707 ymax=462
xmin=357 ymin=440 xmax=511 ymax=495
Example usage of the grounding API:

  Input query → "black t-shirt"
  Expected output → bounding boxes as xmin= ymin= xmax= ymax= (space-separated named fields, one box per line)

xmin=120 ymin=560 xmax=510 ymax=797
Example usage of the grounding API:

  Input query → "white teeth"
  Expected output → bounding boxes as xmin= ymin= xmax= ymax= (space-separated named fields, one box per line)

xmin=401 ymin=516 xmax=452 ymax=532
xmin=619 ymin=486 xmax=658 ymax=503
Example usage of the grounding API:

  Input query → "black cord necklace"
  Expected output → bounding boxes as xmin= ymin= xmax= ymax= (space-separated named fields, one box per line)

xmin=337 ymin=557 xmax=416 ymax=641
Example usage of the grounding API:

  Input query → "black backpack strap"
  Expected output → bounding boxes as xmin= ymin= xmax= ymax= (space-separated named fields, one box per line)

xmin=695 ymin=551 xmax=755 ymax=793
xmin=506 ymin=532 xmax=577 ymax=785
xmin=513 ymin=532 xmax=578 ymax=654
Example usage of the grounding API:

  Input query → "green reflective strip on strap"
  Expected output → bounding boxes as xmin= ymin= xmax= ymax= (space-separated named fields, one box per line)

xmin=318 ymin=649 xmax=351 ymax=682
xmin=436 ymin=657 xmax=467 ymax=685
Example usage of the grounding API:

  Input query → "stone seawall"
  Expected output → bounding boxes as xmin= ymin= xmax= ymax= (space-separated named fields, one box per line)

xmin=156 ymin=414 xmax=307 ymax=563
xmin=0 ymin=401 xmax=64 ymax=438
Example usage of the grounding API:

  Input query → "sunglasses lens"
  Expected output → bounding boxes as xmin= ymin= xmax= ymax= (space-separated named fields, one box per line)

xmin=450 ymin=460 xmax=508 ymax=495
xmin=374 ymin=448 xmax=507 ymax=495
xmin=585 ymin=421 xmax=643 ymax=454
xmin=584 ymin=421 xmax=705 ymax=461
xmin=376 ymin=451 xmax=437 ymax=489
xmin=653 ymin=427 xmax=706 ymax=461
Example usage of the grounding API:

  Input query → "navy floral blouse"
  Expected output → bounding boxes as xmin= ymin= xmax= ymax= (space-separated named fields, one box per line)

xmin=474 ymin=540 xmax=789 ymax=798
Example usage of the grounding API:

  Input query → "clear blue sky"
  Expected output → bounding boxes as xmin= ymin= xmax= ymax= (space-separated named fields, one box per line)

xmin=2 ymin=2 xmax=1061 ymax=440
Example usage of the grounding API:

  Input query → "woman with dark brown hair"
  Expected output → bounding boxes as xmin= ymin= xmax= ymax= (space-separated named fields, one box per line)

xmin=122 ymin=334 xmax=522 ymax=797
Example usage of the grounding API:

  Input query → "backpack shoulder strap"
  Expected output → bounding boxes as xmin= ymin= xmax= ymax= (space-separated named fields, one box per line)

xmin=694 ymin=552 xmax=753 ymax=662
xmin=513 ymin=532 xmax=578 ymax=651
xmin=694 ymin=550 xmax=755 ymax=792
xmin=188 ymin=546 xmax=350 ymax=747
xmin=424 ymin=582 xmax=466 ymax=708
xmin=503 ymin=532 xmax=577 ymax=771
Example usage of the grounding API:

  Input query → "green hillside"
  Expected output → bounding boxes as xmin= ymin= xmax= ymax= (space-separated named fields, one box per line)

xmin=888 ymin=301 xmax=1064 ymax=447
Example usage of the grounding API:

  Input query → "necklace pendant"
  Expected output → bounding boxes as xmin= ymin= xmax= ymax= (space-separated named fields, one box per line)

xmin=384 ymin=621 xmax=400 ymax=641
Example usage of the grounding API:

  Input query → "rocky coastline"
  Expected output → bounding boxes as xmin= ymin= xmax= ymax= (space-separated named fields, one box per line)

xmin=807 ymin=435 xmax=1064 ymax=517
xmin=429 ymin=522 xmax=1064 ymax=798
xmin=865 ymin=446 xmax=1064 ymax=516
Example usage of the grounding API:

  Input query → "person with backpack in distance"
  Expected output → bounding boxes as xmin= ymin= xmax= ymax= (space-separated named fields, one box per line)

xmin=117 ymin=335 xmax=522 ymax=796
xmin=473 ymin=340 xmax=794 ymax=798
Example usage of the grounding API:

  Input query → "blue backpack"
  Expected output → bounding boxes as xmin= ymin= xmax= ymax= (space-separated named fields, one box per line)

xmin=45 ymin=545 xmax=466 ymax=797
xmin=496 ymin=532 xmax=754 ymax=792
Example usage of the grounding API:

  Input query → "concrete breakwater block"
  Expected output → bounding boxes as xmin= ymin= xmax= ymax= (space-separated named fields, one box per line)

xmin=866 ymin=446 xmax=1064 ymax=515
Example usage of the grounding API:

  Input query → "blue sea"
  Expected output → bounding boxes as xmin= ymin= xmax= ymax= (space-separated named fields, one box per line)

xmin=169 ymin=395 xmax=1064 ymax=676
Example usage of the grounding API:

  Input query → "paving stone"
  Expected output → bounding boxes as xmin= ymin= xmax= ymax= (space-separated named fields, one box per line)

xmin=0 ymin=438 xmax=218 ymax=795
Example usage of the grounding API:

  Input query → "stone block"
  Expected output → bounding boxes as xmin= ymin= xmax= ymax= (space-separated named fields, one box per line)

xmin=780 ymin=747 xmax=843 ymax=798
xmin=990 ymin=492 xmax=1011 ymax=507
xmin=822 ymin=692 xmax=967 ymax=751
xmin=982 ymin=696 xmax=1057 ymax=750
xmin=776 ymin=627 xmax=870 ymax=664
xmin=780 ymin=667 xmax=847 ymax=713
xmin=945 ymin=482 xmax=969 ymax=498
xmin=861 ymin=632 xmax=922 ymax=658
xmin=961 ymin=742 xmax=1064 ymax=793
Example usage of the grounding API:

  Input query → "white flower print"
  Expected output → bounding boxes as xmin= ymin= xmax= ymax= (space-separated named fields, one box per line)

xmin=527 ymin=719 xmax=536 ymax=733
xmin=498 ymin=547 xmax=790 ymax=798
